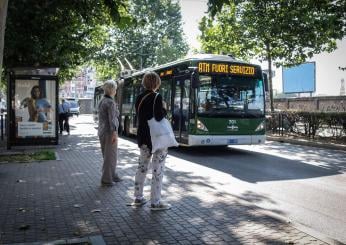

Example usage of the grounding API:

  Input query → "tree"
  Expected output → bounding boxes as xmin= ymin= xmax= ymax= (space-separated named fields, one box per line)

xmin=2 ymin=0 xmax=132 ymax=84
xmin=98 ymin=0 xmax=189 ymax=72
xmin=202 ymin=0 xmax=346 ymax=112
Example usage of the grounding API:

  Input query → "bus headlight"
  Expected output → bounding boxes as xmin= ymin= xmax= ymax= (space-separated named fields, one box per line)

xmin=255 ymin=121 xmax=265 ymax=132
xmin=197 ymin=119 xmax=208 ymax=131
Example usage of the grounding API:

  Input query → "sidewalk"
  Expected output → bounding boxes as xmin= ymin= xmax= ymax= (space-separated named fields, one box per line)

xmin=0 ymin=116 xmax=334 ymax=245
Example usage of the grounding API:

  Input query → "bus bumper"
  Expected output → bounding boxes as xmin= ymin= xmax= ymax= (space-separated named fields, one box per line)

xmin=188 ymin=135 xmax=266 ymax=146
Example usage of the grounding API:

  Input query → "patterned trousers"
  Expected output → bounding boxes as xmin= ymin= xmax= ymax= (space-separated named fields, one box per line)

xmin=134 ymin=145 xmax=168 ymax=205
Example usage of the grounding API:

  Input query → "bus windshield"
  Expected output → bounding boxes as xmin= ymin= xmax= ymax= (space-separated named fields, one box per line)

xmin=197 ymin=75 xmax=265 ymax=118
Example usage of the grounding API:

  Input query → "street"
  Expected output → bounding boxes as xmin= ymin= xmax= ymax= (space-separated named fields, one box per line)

xmin=167 ymin=143 xmax=346 ymax=243
xmin=73 ymin=114 xmax=346 ymax=243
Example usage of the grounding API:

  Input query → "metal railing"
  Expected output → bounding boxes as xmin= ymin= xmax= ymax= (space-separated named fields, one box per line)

xmin=266 ymin=111 xmax=346 ymax=143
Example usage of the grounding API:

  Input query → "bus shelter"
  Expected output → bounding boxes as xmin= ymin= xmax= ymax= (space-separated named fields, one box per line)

xmin=7 ymin=67 xmax=59 ymax=149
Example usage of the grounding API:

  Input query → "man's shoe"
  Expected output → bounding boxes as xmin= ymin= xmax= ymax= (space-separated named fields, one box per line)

xmin=101 ymin=181 xmax=114 ymax=187
xmin=150 ymin=202 xmax=171 ymax=211
xmin=112 ymin=176 xmax=122 ymax=182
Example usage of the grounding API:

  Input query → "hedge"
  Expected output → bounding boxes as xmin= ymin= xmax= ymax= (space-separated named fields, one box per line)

xmin=266 ymin=111 xmax=346 ymax=141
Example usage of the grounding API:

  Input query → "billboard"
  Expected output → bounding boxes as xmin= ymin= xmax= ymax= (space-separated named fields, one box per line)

xmin=14 ymin=79 xmax=56 ymax=138
xmin=282 ymin=62 xmax=316 ymax=94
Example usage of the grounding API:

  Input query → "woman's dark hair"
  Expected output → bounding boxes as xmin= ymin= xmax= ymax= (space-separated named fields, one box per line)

xmin=30 ymin=85 xmax=41 ymax=98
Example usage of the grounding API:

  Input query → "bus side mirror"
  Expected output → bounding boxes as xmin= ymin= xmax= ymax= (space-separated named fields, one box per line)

xmin=191 ymin=71 xmax=200 ymax=88
xmin=263 ymin=73 xmax=269 ymax=92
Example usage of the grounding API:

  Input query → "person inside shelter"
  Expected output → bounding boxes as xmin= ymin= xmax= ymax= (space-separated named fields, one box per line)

xmin=58 ymin=99 xmax=70 ymax=135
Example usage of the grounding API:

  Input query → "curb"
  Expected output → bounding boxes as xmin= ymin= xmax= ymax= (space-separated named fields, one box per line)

xmin=266 ymin=136 xmax=346 ymax=151
xmin=3 ymin=235 xmax=106 ymax=245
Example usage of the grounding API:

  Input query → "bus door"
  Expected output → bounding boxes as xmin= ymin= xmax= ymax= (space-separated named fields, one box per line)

xmin=173 ymin=74 xmax=191 ymax=143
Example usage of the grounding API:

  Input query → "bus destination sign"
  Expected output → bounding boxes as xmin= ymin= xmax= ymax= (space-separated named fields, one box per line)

xmin=198 ymin=62 xmax=256 ymax=76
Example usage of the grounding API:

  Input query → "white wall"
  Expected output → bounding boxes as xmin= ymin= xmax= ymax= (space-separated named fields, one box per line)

xmin=271 ymin=38 xmax=346 ymax=96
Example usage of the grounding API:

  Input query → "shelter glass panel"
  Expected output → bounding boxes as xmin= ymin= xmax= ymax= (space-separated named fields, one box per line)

xmin=14 ymin=79 xmax=56 ymax=138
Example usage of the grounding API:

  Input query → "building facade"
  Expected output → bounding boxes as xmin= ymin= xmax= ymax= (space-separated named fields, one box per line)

xmin=59 ymin=67 xmax=98 ymax=99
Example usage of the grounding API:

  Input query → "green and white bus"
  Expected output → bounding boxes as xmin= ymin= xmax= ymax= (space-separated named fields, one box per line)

xmin=118 ymin=54 xmax=268 ymax=146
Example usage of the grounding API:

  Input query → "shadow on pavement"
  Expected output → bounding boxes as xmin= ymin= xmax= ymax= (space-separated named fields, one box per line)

xmin=165 ymin=143 xmax=345 ymax=183
xmin=0 ymin=116 xmax=330 ymax=244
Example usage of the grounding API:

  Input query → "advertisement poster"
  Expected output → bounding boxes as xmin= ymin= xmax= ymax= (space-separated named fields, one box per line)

xmin=14 ymin=79 xmax=56 ymax=138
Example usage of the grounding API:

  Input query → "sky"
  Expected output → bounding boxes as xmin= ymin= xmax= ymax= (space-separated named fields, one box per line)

xmin=179 ymin=0 xmax=346 ymax=96
xmin=179 ymin=0 xmax=208 ymax=50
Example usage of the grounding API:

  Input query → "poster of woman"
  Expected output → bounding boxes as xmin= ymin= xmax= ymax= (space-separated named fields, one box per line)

xmin=14 ymin=79 xmax=56 ymax=138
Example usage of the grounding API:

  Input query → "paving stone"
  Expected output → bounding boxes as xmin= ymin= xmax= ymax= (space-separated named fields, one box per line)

xmin=0 ymin=115 xmax=332 ymax=245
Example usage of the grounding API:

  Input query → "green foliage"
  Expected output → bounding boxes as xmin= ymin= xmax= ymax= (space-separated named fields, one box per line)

xmin=32 ymin=150 xmax=56 ymax=161
xmin=98 ymin=0 xmax=189 ymax=71
xmin=3 ymin=0 xmax=188 ymax=85
xmin=203 ymin=0 xmax=346 ymax=67
xmin=0 ymin=150 xmax=56 ymax=163
xmin=3 ymin=0 xmax=132 ymax=84
xmin=203 ymin=0 xmax=346 ymax=112
xmin=91 ymin=60 xmax=120 ymax=81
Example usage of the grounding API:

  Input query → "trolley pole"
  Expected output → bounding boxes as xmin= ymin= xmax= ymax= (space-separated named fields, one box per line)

xmin=140 ymin=46 xmax=143 ymax=70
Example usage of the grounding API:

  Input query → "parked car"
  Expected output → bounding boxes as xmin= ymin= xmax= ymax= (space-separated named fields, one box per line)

xmin=65 ymin=98 xmax=80 ymax=116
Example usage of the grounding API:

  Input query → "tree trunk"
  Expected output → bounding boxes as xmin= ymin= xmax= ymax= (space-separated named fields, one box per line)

xmin=0 ymin=0 xmax=8 ymax=85
xmin=266 ymin=42 xmax=274 ymax=112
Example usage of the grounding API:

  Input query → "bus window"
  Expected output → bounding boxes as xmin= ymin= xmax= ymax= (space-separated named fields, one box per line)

xmin=247 ymin=80 xmax=264 ymax=111
xmin=122 ymin=81 xmax=133 ymax=117
xmin=173 ymin=77 xmax=190 ymax=134
xmin=197 ymin=76 xmax=212 ymax=113
xmin=93 ymin=86 xmax=104 ymax=123
xmin=182 ymin=78 xmax=190 ymax=120
xmin=197 ymin=75 xmax=264 ymax=117
xmin=133 ymin=77 xmax=142 ymax=99
xmin=123 ymin=85 xmax=133 ymax=104
xmin=159 ymin=78 xmax=172 ymax=116
xmin=173 ymin=85 xmax=181 ymax=131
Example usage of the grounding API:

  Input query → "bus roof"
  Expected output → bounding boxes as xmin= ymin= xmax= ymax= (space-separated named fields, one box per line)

xmin=128 ymin=54 xmax=255 ymax=78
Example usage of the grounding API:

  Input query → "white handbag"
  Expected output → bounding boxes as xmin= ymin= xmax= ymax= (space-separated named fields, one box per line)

xmin=143 ymin=93 xmax=178 ymax=153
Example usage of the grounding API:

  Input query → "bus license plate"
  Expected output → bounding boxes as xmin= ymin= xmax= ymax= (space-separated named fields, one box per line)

xmin=228 ymin=139 xmax=238 ymax=144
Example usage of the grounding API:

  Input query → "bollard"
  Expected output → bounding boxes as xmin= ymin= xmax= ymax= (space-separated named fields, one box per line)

xmin=279 ymin=113 xmax=283 ymax=136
